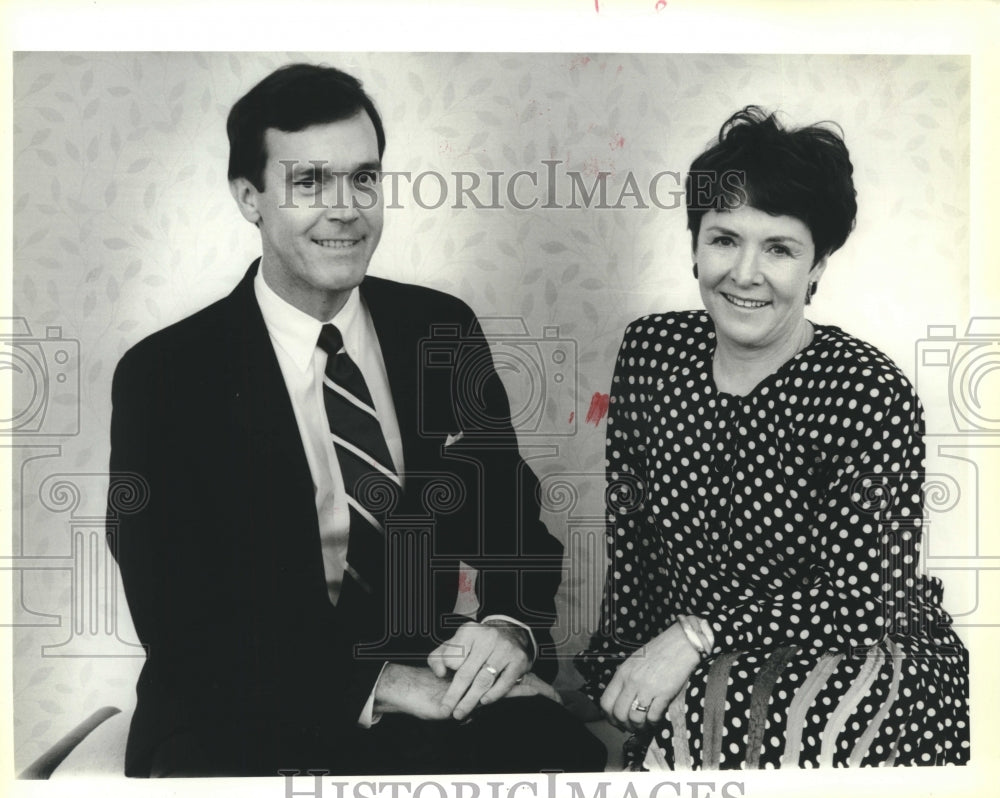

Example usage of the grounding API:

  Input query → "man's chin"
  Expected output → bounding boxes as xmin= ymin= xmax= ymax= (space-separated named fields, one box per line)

xmin=308 ymin=258 xmax=372 ymax=292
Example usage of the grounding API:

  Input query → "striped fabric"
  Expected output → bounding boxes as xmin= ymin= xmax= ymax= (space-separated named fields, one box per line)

xmin=780 ymin=650 xmax=845 ymax=766
xmin=646 ymin=641 xmax=913 ymax=770
xmin=666 ymin=687 xmax=693 ymax=770
xmin=318 ymin=324 xmax=401 ymax=596
xmin=744 ymin=644 xmax=799 ymax=768
xmin=848 ymin=639 xmax=904 ymax=766
xmin=700 ymin=652 xmax=741 ymax=769
xmin=818 ymin=646 xmax=885 ymax=766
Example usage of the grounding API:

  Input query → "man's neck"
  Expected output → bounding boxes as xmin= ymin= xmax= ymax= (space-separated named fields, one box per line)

xmin=258 ymin=257 xmax=354 ymax=322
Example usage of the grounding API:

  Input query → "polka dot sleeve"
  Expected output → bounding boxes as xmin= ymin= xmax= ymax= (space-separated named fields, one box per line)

xmin=575 ymin=320 xmax=658 ymax=699
xmin=705 ymin=375 xmax=927 ymax=655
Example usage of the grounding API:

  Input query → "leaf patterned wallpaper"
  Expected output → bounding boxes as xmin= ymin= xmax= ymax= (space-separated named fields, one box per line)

xmin=10 ymin=52 xmax=970 ymax=769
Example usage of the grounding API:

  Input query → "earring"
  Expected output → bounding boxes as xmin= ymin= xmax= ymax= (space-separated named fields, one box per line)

xmin=692 ymin=263 xmax=699 ymax=279
xmin=805 ymin=281 xmax=818 ymax=305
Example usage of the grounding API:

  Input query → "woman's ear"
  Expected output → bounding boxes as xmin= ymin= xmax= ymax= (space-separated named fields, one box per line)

xmin=229 ymin=178 xmax=262 ymax=225
xmin=810 ymin=255 xmax=828 ymax=282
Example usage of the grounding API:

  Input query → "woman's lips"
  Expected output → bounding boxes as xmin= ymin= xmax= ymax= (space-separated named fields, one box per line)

xmin=721 ymin=292 xmax=769 ymax=309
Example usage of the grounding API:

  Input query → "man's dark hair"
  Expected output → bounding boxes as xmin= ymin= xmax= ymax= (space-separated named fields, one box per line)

xmin=685 ymin=106 xmax=857 ymax=263
xmin=227 ymin=62 xmax=386 ymax=191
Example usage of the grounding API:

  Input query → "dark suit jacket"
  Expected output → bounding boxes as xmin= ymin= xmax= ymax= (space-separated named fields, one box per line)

xmin=106 ymin=262 xmax=563 ymax=776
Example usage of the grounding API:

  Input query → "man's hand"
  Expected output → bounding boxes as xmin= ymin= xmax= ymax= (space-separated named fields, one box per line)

xmin=505 ymin=672 xmax=562 ymax=705
xmin=427 ymin=620 xmax=532 ymax=721
xmin=372 ymin=664 xmax=453 ymax=720
xmin=599 ymin=623 xmax=701 ymax=732
xmin=372 ymin=664 xmax=562 ymax=722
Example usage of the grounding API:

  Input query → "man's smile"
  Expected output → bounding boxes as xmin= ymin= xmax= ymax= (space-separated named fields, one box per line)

xmin=313 ymin=237 xmax=363 ymax=249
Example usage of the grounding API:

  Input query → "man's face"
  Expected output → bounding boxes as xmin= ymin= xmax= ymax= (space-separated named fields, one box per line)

xmin=233 ymin=112 xmax=384 ymax=320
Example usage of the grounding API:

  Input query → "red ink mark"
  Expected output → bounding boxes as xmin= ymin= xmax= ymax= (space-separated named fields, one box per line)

xmin=570 ymin=56 xmax=592 ymax=71
xmin=655 ymin=0 xmax=667 ymax=10
xmin=569 ymin=411 xmax=576 ymax=424
xmin=458 ymin=570 xmax=473 ymax=593
xmin=595 ymin=0 xmax=600 ymax=12
xmin=586 ymin=393 xmax=610 ymax=426
xmin=582 ymin=156 xmax=615 ymax=179
xmin=610 ymin=134 xmax=625 ymax=150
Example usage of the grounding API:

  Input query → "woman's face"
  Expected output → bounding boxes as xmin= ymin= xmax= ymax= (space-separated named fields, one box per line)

xmin=695 ymin=205 xmax=826 ymax=355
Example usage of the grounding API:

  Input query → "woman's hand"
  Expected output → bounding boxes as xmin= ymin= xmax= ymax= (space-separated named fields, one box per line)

xmin=599 ymin=622 xmax=702 ymax=732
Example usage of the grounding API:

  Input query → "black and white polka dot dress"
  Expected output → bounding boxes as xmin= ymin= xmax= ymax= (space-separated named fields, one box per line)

xmin=575 ymin=311 xmax=969 ymax=768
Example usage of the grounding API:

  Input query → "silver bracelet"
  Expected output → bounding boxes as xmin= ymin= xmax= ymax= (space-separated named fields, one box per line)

xmin=678 ymin=615 xmax=708 ymax=657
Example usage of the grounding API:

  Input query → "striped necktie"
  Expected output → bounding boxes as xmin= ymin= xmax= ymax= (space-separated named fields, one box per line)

xmin=317 ymin=323 xmax=401 ymax=598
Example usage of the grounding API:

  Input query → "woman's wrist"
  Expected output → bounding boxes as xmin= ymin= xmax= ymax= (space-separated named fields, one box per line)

xmin=676 ymin=614 xmax=715 ymax=657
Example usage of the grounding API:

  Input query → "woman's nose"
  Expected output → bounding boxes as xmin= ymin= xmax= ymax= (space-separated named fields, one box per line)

xmin=730 ymin=248 xmax=761 ymax=286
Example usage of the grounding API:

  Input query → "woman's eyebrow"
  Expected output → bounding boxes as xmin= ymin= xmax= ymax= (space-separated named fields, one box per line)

xmin=704 ymin=225 xmax=740 ymax=236
xmin=763 ymin=235 xmax=805 ymax=246
xmin=704 ymin=225 xmax=805 ymax=247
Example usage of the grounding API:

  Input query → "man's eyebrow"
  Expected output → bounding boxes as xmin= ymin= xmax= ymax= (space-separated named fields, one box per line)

xmin=282 ymin=160 xmax=382 ymax=179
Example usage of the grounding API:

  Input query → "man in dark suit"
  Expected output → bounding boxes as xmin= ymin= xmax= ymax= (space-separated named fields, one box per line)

xmin=106 ymin=63 xmax=605 ymax=777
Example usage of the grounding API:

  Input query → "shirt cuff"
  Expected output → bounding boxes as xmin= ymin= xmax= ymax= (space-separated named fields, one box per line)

xmin=357 ymin=661 xmax=391 ymax=728
xmin=482 ymin=614 xmax=538 ymax=664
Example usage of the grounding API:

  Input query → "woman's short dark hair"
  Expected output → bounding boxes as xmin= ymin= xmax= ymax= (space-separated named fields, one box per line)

xmin=227 ymin=63 xmax=386 ymax=191
xmin=685 ymin=106 xmax=857 ymax=263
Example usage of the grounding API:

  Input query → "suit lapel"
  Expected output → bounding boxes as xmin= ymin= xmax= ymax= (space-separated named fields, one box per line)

xmin=224 ymin=262 xmax=304 ymax=447
xmin=222 ymin=261 xmax=327 ymax=584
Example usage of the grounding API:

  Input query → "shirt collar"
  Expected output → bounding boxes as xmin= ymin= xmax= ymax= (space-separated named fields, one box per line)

xmin=254 ymin=266 xmax=363 ymax=373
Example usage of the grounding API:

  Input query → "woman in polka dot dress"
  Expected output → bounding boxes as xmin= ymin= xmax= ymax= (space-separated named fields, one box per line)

xmin=575 ymin=107 xmax=969 ymax=768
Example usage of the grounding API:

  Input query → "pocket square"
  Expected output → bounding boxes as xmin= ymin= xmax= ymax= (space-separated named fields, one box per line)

xmin=444 ymin=431 xmax=464 ymax=448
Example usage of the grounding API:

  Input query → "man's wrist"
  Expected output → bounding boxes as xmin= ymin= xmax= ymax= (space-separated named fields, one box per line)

xmin=372 ymin=662 xmax=405 ymax=716
xmin=358 ymin=661 xmax=391 ymax=727
xmin=481 ymin=616 xmax=535 ymax=661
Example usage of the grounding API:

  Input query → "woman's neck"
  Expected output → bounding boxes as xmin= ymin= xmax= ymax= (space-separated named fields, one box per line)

xmin=713 ymin=320 xmax=813 ymax=396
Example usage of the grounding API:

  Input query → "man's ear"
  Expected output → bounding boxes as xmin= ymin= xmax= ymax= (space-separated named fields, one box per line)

xmin=229 ymin=178 xmax=262 ymax=226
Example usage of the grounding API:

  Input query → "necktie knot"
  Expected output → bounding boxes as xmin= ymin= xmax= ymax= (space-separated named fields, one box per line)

xmin=317 ymin=324 xmax=344 ymax=357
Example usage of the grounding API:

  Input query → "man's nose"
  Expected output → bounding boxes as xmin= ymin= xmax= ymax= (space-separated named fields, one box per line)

xmin=324 ymin=179 xmax=361 ymax=221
